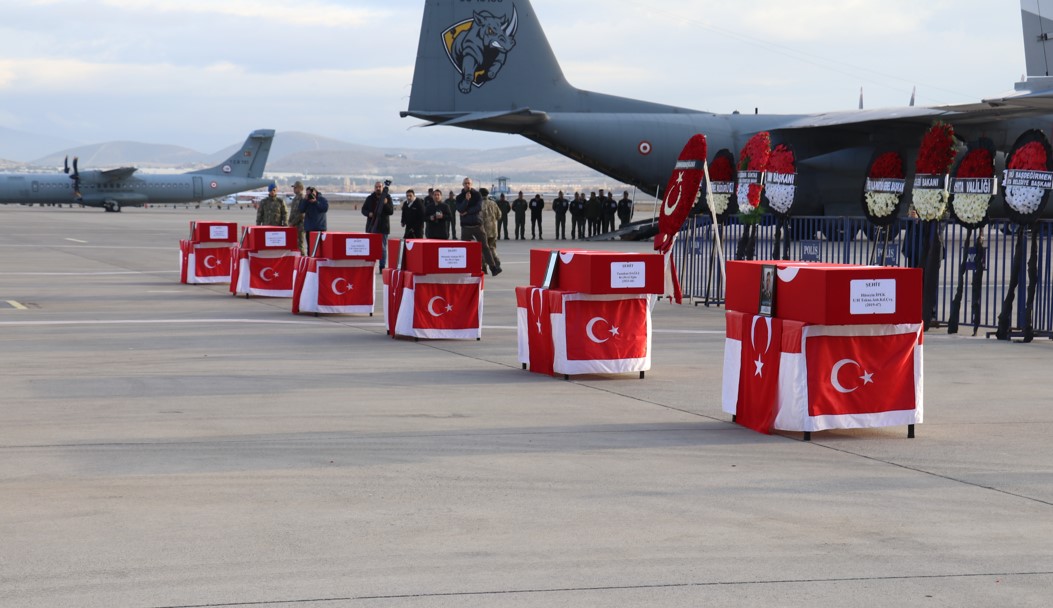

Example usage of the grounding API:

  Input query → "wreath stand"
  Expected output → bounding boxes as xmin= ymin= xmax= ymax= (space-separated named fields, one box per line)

xmin=991 ymin=223 xmax=1051 ymax=342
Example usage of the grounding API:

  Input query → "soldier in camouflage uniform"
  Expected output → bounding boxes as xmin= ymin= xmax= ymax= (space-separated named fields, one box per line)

xmin=256 ymin=183 xmax=288 ymax=227
xmin=287 ymin=181 xmax=306 ymax=254
xmin=479 ymin=187 xmax=501 ymax=274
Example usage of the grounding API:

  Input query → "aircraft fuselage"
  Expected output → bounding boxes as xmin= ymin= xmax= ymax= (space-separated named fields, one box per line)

xmin=0 ymin=172 xmax=270 ymax=211
xmin=525 ymin=112 xmax=1040 ymax=216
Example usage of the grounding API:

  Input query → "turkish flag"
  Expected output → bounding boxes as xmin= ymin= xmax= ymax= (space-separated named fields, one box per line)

xmin=564 ymin=297 xmax=648 ymax=361
xmin=736 ymin=314 xmax=783 ymax=434
xmin=194 ymin=246 xmax=232 ymax=278
xmin=383 ymin=268 xmax=407 ymax=336
xmin=248 ymin=253 xmax=297 ymax=291
xmin=516 ymin=286 xmax=555 ymax=374
xmin=528 ymin=288 xmax=555 ymax=375
xmin=654 ymin=134 xmax=707 ymax=254
xmin=412 ymin=281 xmax=480 ymax=330
xmin=318 ymin=264 xmax=373 ymax=307
xmin=806 ymin=331 xmax=920 ymax=416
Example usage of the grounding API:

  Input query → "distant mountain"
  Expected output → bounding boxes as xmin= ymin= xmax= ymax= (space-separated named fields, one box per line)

xmin=19 ymin=130 xmax=618 ymax=187
xmin=33 ymin=141 xmax=202 ymax=169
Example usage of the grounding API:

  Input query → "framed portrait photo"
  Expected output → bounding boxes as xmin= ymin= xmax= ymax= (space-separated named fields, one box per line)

xmin=759 ymin=264 xmax=776 ymax=317
xmin=542 ymin=250 xmax=559 ymax=289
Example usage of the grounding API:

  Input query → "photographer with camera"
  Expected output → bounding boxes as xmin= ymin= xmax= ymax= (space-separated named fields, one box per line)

xmin=298 ymin=186 xmax=329 ymax=252
xmin=362 ymin=180 xmax=395 ymax=271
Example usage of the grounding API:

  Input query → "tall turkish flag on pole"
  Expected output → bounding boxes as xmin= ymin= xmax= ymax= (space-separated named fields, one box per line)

xmin=654 ymin=134 xmax=707 ymax=304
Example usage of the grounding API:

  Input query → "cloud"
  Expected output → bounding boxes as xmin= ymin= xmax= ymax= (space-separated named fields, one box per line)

xmin=99 ymin=0 xmax=385 ymax=28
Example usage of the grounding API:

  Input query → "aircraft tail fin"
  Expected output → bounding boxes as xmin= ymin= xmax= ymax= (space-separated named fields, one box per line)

xmin=1022 ymin=1 xmax=1053 ymax=78
xmin=403 ymin=0 xmax=675 ymax=127
xmin=192 ymin=129 xmax=275 ymax=178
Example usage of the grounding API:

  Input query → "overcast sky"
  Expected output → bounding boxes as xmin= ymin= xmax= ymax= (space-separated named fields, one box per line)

xmin=0 ymin=0 xmax=1024 ymax=154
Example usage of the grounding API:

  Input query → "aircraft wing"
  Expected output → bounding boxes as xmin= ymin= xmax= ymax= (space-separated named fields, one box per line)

xmin=98 ymin=167 xmax=138 ymax=180
xmin=778 ymin=93 xmax=1053 ymax=131
xmin=402 ymin=108 xmax=548 ymax=132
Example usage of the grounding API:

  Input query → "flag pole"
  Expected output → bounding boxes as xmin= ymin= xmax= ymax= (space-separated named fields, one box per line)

xmin=703 ymin=161 xmax=727 ymax=292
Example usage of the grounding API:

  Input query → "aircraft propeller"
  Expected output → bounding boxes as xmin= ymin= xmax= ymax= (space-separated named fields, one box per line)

xmin=63 ymin=156 xmax=70 ymax=175
xmin=70 ymin=156 xmax=81 ymax=198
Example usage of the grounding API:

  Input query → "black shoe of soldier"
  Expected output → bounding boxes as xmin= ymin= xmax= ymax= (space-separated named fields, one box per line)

xmin=491 ymin=266 xmax=503 ymax=277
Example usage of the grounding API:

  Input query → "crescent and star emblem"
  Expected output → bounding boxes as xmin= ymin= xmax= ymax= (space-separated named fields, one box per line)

xmin=530 ymin=288 xmax=544 ymax=333
xmin=203 ymin=255 xmax=220 ymax=270
xmin=331 ymin=278 xmax=352 ymax=295
xmin=585 ymin=317 xmax=620 ymax=344
xmin=427 ymin=296 xmax=453 ymax=317
xmin=830 ymin=359 xmax=875 ymax=394
xmin=259 ymin=267 xmax=277 ymax=282
xmin=751 ymin=316 xmax=773 ymax=377
xmin=662 ymin=171 xmax=684 ymax=216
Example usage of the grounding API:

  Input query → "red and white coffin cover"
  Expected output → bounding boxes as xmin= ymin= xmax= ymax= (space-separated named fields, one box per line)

xmin=179 ymin=241 xmax=233 ymax=284
xmin=292 ymin=258 xmax=375 ymax=314
xmin=725 ymin=261 xmax=922 ymax=325
xmin=311 ymin=232 xmax=382 ymax=261
xmin=240 ymin=226 xmax=298 ymax=252
xmin=229 ymin=247 xmax=299 ymax=297
xmin=403 ymin=239 xmax=483 ymax=276
xmin=548 ymin=292 xmax=654 ymax=376
xmin=722 ymin=310 xmax=923 ymax=433
xmin=190 ymin=221 xmax=237 ymax=244
xmin=393 ymin=272 xmax=484 ymax=340
xmin=381 ymin=268 xmax=409 ymax=336
xmin=515 ymin=286 xmax=556 ymax=375
xmin=529 ymin=249 xmax=663 ymax=295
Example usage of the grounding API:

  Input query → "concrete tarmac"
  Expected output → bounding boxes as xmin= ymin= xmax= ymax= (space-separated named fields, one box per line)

xmin=1 ymin=205 xmax=1051 ymax=608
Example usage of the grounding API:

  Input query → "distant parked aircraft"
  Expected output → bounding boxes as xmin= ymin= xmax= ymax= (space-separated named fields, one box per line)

xmin=0 ymin=129 xmax=275 ymax=212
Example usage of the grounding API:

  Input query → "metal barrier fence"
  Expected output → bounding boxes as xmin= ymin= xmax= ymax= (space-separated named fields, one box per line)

xmin=672 ymin=215 xmax=1053 ymax=336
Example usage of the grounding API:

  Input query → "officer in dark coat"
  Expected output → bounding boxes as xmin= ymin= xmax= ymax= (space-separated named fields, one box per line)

xmin=529 ymin=193 xmax=545 ymax=239
xmin=617 ymin=191 xmax=634 ymax=228
xmin=551 ymin=190 xmax=569 ymax=239
xmin=400 ymin=189 xmax=426 ymax=239
xmin=425 ymin=188 xmax=451 ymax=239
xmin=570 ymin=192 xmax=587 ymax=239
xmin=497 ymin=193 xmax=511 ymax=239
xmin=511 ymin=191 xmax=528 ymax=240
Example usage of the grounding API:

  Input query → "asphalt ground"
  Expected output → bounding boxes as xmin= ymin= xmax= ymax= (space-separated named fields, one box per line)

xmin=1 ymin=205 xmax=1051 ymax=608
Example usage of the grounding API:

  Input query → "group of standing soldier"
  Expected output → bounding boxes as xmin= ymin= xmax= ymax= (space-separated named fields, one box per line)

xmin=253 ymin=178 xmax=633 ymax=277
xmin=502 ymin=189 xmax=635 ymax=240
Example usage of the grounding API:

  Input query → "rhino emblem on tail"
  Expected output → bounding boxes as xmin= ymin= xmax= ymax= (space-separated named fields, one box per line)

xmin=443 ymin=7 xmax=519 ymax=93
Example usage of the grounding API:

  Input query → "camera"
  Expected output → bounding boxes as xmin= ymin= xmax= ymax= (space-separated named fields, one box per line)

xmin=383 ymin=179 xmax=392 ymax=187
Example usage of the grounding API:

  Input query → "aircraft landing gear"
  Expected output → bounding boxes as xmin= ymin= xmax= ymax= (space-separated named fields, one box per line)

xmin=103 ymin=202 xmax=122 ymax=212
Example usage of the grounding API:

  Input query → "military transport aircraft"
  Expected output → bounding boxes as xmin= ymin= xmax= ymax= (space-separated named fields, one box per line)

xmin=402 ymin=0 xmax=1053 ymax=216
xmin=0 ymin=129 xmax=275 ymax=212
